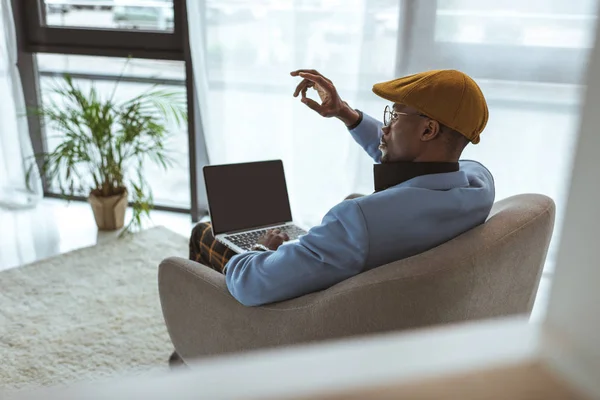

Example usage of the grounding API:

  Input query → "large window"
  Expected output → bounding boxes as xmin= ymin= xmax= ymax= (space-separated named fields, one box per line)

xmin=14 ymin=0 xmax=208 ymax=220
xmin=397 ymin=0 xmax=598 ymax=274
xmin=13 ymin=0 xmax=599 ymax=264
xmin=195 ymin=0 xmax=402 ymax=225
xmin=37 ymin=54 xmax=190 ymax=208
xmin=186 ymin=0 xmax=596 ymax=280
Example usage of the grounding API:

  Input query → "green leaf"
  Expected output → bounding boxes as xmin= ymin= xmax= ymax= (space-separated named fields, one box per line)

xmin=26 ymin=73 xmax=184 ymax=236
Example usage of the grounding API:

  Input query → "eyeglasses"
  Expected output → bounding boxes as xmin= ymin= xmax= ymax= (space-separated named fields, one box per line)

xmin=383 ymin=105 xmax=428 ymax=127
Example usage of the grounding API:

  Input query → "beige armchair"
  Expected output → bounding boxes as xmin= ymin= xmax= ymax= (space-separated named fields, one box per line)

xmin=159 ymin=194 xmax=555 ymax=362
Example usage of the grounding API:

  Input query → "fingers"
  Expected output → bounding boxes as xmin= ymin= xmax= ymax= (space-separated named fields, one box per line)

xmin=290 ymin=69 xmax=332 ymax=84
xmin=301 ymin=85 xmax=308 ymax=99
xmin=293 ymin=78 xmax=314 ymax=97
xmin=291 ymin=69 xmax=316 ymax=76
xmin=298 ymin=72 xmax=331 ymax=89
xmin=291 ymin=69 xmax=333 ymax=98
xmin=301 ymin=97 xmax=325 ymax=115
xmin=255 ymin=229 xmax=290 ymax=251
xmin=266 ymin=229 xmax=283 ymax=239
xmin=266 ymin=229 xmax=290 ymax=242
xmin=271 ymin=231 xmax=289 ymax=241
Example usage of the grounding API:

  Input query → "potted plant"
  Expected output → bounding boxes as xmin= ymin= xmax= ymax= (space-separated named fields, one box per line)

xmin=28 ymin=74 xmax=187 ymax=234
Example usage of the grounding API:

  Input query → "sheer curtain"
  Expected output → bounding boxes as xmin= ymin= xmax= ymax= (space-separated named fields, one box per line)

xmin=401 ymin=0 xmax=598 ymax=274
xmin=0 ymin=0 xmax=42 ymax=209
xmin=187 ymin=0 xmax=399 ymax=227
xmin=187 ymin=0 xmax=597 ymax=254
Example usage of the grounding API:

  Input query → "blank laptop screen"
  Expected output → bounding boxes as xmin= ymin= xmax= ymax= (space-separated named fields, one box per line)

xmin=203 ymin=160 xmax=293 ymax=236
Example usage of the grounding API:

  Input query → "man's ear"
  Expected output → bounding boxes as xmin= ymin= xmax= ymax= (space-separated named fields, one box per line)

xmin=421 ymin=120 xmax=441 ymax=142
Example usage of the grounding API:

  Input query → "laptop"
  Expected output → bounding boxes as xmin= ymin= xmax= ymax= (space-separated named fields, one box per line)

xmin=203 ymin=160 xmax=308 ymax=253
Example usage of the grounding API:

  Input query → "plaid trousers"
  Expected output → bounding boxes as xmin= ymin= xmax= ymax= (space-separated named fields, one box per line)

xmin=189 ymin=222 xmax=238 ymax=273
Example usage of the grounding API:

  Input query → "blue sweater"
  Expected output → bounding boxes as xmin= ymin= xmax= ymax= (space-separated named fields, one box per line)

xmin=225 ymin=113 xmax=495 ymax=306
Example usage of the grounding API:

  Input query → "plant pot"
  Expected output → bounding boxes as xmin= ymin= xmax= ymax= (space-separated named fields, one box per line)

xmin=88 ymin=189 xmax=128 ymax=231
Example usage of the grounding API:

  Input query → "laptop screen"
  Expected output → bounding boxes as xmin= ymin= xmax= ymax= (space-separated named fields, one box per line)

xmin=203 ymin=160 xmax=294 ymax=236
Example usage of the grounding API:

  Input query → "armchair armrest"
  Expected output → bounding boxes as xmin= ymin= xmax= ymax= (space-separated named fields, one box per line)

xmin=160 ymin=257 xmax=324 ymax=360
xmin=158 ymin=257 xmax=246 ymax=360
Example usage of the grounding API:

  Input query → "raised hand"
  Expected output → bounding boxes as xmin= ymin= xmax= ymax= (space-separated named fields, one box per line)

xmin=290 ymin=69 xmax=360 ymax=126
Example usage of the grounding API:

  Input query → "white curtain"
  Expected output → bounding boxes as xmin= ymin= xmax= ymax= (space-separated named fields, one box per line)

xmin=187 ymin=0 xmax=597 ymax=267
xmin=0 ymin=0 xmax=42 ymax=209
xmin=187 ymin=0 xmax=398 ymax=227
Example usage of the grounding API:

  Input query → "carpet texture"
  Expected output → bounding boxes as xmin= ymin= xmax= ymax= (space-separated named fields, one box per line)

xmin=0 ymin=226 xmax=188 ymax=391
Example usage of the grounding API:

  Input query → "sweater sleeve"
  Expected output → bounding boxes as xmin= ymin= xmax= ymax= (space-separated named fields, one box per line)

xmin=348 ymin=112 xmax=384 ymax=163
xmin=225 ymin=200 xmax=369 ymax=306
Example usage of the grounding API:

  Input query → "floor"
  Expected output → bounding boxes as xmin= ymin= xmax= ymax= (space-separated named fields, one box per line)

xmin=0 ymin=198 xmax=553 ymax=322
xmin=0 ymin=198 xmax=197 ymax=272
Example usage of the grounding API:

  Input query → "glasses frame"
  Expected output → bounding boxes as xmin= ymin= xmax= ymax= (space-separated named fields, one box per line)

xmin=383 ymin=105 xmax=429 ymax=126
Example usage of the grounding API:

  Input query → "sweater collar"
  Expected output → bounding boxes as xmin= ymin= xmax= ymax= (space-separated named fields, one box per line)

xmin=374 ymin=161 xmax=460 ymax=192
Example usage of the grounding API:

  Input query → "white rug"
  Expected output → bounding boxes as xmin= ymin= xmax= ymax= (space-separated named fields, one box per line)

xmin=0 ymin=226 xmax=188 ymax=392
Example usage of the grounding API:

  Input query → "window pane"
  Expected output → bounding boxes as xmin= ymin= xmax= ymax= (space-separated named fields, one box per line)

xmin=38 ymin=55 xmax=190 ymax=209
xmin=205 ymin=0 xmax=399 ymax=89
xmin=37 ymin=54 xmax=185 ymax=80
xmin=435 ymin=0 xmax=597 ymax=47
xmin=414 ymin=0 xmax=598 ymax=275
xmin=43 ymin=0 xmax=174 ymax=32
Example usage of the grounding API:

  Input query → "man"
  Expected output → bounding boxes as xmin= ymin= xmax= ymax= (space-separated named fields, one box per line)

xmin=190 ymin=68 xmax=494 ymax=307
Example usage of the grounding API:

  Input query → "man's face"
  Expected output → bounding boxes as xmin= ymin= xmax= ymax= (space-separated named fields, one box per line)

xmin=379 ymin=104 xmax=429 ymax=163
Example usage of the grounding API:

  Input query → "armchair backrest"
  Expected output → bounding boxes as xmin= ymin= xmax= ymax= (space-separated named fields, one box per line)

xmin=269 ymin=194 xmax=556 ymax=337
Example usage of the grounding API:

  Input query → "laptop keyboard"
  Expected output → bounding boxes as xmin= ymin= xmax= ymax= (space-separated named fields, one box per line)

xmin=227 ymin=225 xmax=307 ymax=251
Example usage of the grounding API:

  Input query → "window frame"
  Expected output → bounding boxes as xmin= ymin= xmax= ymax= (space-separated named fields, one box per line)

xmin=23 ymin=0 xmax=185 ymax=60
xmin=11 ymin=0 xmax=209 ymax=221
